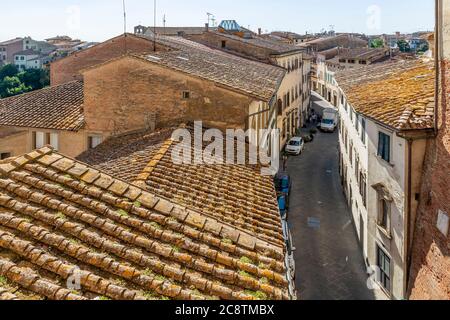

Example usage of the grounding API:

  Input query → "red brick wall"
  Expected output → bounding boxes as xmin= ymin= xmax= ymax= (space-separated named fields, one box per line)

xmin=50 ymin=34 xmax=169 ymax=86
xmin=82 ymin=56 xmax=251 ymax=136
xmin=408 ymin=59 xmax=450 ymax=300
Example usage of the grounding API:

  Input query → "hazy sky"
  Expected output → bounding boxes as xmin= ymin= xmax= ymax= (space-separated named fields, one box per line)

xmin=0 ymin=0 xmax=435 ymax=42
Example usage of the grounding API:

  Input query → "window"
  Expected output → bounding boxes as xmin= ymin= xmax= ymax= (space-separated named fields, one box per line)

xmin=355 ymin=114 xmax=360 ymax=132
xmin=221 ymin=40 xmax=226 ymax=48
xmin=20 ymin=56 xmax=24 ymax=60
xmin=50 ymin=133 xmax=59 ymax=151
xmin=378 ymin=197 xmax=391 ymax=232
xmin=349 ymin=142 xmax=353 ymax=166
xmin=378 ymin=132 xmax=391 ymax=163
xmin=361 ymin=118 xmax=366 ymax=144
xmin=1 ymin=153 xmax=11 ymax=160
xmin=182 ymin=91 xmax=190 ymax=99
xmin=88 ymin=135 xmax=103 ymax=149
xmin=15 ymin=56 xmax=19 ymax=60
xmin=33 ymin=131 xmax=45 ymax=149
xmin=32 ymin=131 xmax=58 ymax=150
xmin=360 ymin=173 xmax=367 ymax=208
xmin=377 ymin=246 xmax=391 ymax=293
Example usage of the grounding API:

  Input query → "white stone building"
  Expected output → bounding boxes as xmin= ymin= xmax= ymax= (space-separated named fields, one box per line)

xmin=334 ymin=59 xmax=435 ymax=300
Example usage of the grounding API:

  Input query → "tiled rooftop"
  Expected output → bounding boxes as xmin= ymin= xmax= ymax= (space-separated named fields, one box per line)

xmin=336 ymin=59 xmax=435 ymax=130
xmin=0 ymin=147 xmax=290 ymax=300
xmin=78 ymin=124 xmax=284 ymax=247
xmin=337 ymin=47 xmax=390 ymax=61
xmin=77 ymin=128 xmax=176 ymax=182
xmin=0 ymin=81 xmax=84 ymax=131
xmin=301 ymin=34 xmax=368 ymax=52
xmin=209 ymin=31 xmax=301 ymax=54
xmin=138 ymin=37 xmax=286 ymax=102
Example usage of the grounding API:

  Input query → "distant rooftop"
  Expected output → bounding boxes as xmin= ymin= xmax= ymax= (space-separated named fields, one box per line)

xmin=0 ymin=38 xmax=23 ymax=46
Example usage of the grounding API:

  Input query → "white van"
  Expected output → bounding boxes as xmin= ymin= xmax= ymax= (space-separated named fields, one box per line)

xmin=320 ymin=109 xmax=338 ymax=132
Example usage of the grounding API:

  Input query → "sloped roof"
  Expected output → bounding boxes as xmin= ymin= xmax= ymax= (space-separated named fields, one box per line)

xmin=0 ymin=147 xmax=290 ymax=300
xmin=0 ymin=38 xmax=23 ymax=46
xmin=210 ymin=31 xmax=302 ymax=55
xmin=335 ymin=59 xmax=435 ymax=130
xmin=138 ymin=37 xmax=286 ymax=101
xmin=0 ymin=81 xmax=84 ymax=131
xmin=77 ymin=124 xmax=284 ymax=247
xmin=14 ymin=49 xmax=40 ymax=56
xmin=301 ymin=34 xmax=368 ymax=52
xmin=138 ymin=26 xmax=217 ymax=36
xmin=337 ymin=47 xmax=390 ymax=61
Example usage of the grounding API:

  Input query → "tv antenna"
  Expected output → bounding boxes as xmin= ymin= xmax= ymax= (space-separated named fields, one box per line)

xmin=122 ymin=0 xmax=127 ymax=34
xmin=153 ymin=0 xmax=157 ymax=51
xmin=207 ymin=12 xmax=213 ymax=26
xmin=163 ymin=14 xmax=166 ymax=35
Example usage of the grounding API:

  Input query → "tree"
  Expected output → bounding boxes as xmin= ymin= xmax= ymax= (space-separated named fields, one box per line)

xmin=417 ymin=42 xmax=430 ymax=54
xmin=18 ymin=68 xmax=49 ymax=90
xmin=0 ymin=76 xmax=32 ymax=98
xmin=397 ymin=39 xmax=411 ymax=52
xmin=0 ymin=64 xmax=18 ymax=80
xmin=0 ymin=64 xmax=49 ymax=98
xmin=370 ymin=38 xmax=384 ymax=48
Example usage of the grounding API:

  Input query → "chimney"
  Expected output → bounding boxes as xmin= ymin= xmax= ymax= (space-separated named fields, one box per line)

xmin=205 ymin=23 xmax=209 ymax=32
xmin=258 ymin=28 xmax=262 ymax=36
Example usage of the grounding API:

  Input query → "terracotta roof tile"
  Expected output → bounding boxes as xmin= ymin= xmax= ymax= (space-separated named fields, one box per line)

xmin=0 ymin=147 xmax=290 ymax=300
xmin=335 ymin=59 xmax=435 ymax=130
xmin=209 ymin=31 xmax=302 ymax=54
xmin=138 ymin=37 xmax=286 ymax=102
xmin=78 ymin=125 xmax=284 ymax=248
xmin=0 ymin=81 xmax=84 ymax=131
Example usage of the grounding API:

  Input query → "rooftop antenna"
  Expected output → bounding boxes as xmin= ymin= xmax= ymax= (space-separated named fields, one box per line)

xmin=122 ymin=0 xmax=127 ymax=54
xmin=122 ymin=0 xmax=127 ymax=34
xmin=207 ymin=12 xmax=213 ymax=26
xmin=153 ymin=0 xmax=157 ymax=51
xmin=163 ymin=14 xmax=166 ymax=35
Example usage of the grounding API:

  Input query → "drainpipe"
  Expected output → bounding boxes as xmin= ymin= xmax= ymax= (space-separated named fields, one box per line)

xmin=434 ymin=0 xmax=440 ymax=136
xmin=403 ymin=138 xmax=413 ymax=299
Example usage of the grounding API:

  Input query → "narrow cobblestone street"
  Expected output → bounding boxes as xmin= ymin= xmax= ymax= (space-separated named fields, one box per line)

xmin=287 ymin=111 xmax=375 ymax=300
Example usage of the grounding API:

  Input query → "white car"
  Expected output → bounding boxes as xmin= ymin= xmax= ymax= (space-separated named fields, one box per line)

xmin=285 ymin=137 xmax=305 ymax=155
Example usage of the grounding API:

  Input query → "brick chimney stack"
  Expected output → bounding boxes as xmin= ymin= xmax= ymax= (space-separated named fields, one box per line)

xmin=205 ymin=23 xmax=209 ymax=32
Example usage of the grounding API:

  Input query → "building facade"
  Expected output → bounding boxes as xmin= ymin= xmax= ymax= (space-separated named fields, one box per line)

xmin=50 ymin=33 xmax=170 ymax=86
xmin=13 ymin=50 xmax=44 ymax=70
xmin=0 ymin=38 xmax=23 ymax=66
xmin=335 ymin=60 xmax=435 ymax=300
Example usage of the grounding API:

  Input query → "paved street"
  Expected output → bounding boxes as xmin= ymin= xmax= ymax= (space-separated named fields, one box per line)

xmin=287 ymin=100 xmax=375 ymax=300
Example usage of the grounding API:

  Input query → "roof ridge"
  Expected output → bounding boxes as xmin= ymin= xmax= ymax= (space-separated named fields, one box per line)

xmin=0 ymin=146 xmax=284 ymax=253
xmin=134 ymin=137 xmax=175 ymax=186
